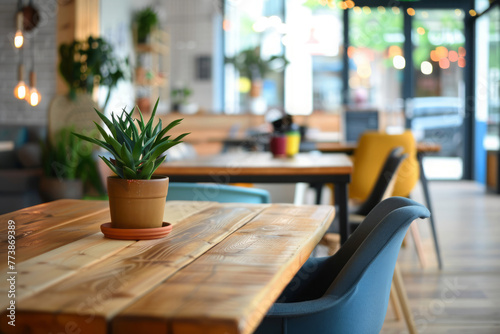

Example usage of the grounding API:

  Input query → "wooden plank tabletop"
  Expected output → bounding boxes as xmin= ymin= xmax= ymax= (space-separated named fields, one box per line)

xmin=0 ymin=200 xmax=334 ymax=334
xmin=156 ymin=152 xmax=353 ymax=176
xmin=315 ymin=141 xmax=441 ymax=154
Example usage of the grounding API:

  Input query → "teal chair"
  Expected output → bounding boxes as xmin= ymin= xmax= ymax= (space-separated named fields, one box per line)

xmin=254 ymin=197 xmax=430 ymax=334
xmin=167 ymin=182 xmax=270 ymax=203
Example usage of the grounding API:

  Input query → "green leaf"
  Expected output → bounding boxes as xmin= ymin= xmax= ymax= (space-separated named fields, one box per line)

xmin=137 ymin=107 xmax=146 ymax=131
xmin=123 ymin=166 xmax=138 ymax=179
xmin=94 ymin=108 xmax=116 ymax=137
xmin=159 ymin=119 xmax=183 ymax=138
xmin=120 ymin=144 xmax=134 ymax=169
xmin=93 ymin=122 xmax=110 ymax=142
xmin=132 ymin=138 xmax=143 ymax=161
xmin=149 ymin=140 xmax=182 ymax=161
xmin=144 ymin=98 xmax=160 ymax=137
xmin=73 ymin=133 xmax=113 ymax=152
xmin=172 ymin=132 xmax=190 ymax=142
xmin=124 ymin=110 xmax=139 ymax=142
xmin=105 ymin=135 xmax=124 ymax=156
xmin=150 ymin=97 xmax=159 ymax=120
xmin=150 ymin=155 xmax=166 ymax=177
xmin=142 ymin=135 xmax=157 ymax=152
xmin=100 ymin=156 xmax=123 ymax=178
xmin=138 ymin=159 xmax=155 ymax=179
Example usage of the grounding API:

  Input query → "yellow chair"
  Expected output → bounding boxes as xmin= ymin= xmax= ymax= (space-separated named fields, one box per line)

xmin=347 ymin=130 xmax=429 ymax=267
xmin=350 ymin=130 xmax=419 ymax=202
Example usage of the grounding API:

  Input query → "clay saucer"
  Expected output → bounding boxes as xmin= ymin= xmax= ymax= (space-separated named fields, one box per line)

xmin=100 ymin=222 xmax=172 ymax=240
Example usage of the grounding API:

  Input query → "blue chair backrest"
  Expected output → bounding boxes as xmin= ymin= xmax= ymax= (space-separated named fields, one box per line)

xmin=167 ymin=182 xmax=271 ymax=204
xmin=257 ymin=197 xmax=430 ymax=334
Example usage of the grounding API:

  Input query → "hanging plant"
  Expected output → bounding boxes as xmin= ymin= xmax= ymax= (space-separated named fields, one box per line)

xmin=58 ymin=36 xmax=130 ymax=109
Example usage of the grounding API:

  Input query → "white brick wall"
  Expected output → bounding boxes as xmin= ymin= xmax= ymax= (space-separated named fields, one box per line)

xmin=0 ymin=0 xmax=57 ymax=126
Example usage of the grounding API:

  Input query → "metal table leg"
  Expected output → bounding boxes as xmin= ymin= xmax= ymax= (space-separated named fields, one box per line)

xmin=335 ymin=182 xmax=349 ymax=244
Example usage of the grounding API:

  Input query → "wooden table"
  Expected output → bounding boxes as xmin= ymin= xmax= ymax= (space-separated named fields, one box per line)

xmin=156 ymin=152 xmax=353 ymax=243
xmin=0 ymin=199 xmax=334 ymax=334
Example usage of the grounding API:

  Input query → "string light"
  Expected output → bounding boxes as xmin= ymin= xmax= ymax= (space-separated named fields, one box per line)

xmin=421 ymin=61 xmax=433 ymax=75
xmin=14 ymin=81 xmax=27 ymax=99
xmin=27 ymin=37 xmax=41 ymax=107
xmin=14 ymin=81 xmax=28 ymax=101
xmin=14 ymin=11 xmax=23 ymax=48
xmin=28 ymin=72 xmax=41 ymax=107
xmin=393 ymin=55 xmax=406 ymax=69
xmin=14 ymin=60 xmax=27 ymax=100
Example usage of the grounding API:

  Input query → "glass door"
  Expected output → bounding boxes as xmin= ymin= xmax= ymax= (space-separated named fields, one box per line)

xmin=409 ymin=9 xmax=466 ymax=179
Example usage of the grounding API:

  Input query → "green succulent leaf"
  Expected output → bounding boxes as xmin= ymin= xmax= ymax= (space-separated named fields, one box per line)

xmin=172 ymin=132 xmax=190 ymax=142
xmin=123 ymin=166 xmax=137 ymax=179
xmin=138 ymin=159 xmax=155 ymax=179
xmin=94 ymin=108 xmax=116 ymax=137
xmin=100 ymin=156 xmax=124 ymax=178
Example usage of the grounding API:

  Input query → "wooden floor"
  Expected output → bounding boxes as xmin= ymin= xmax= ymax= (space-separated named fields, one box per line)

xmin=379 ymin=181 xmax=500 ymax=333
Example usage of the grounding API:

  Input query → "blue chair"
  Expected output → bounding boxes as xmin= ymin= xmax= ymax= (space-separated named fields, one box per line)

xmin=167 ymin=182 xmax=270 ymax=203
xmin=254 ymin=197 xmax=430 ymax=334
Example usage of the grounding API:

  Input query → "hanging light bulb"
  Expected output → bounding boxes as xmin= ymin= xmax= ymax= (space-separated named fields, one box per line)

xmin=14 ymin=30 xmax=24 ymax=48
xmin=13 ymin=64 xmax=27 ymax=99
xmin=14 ymin=11 xmax=24 ymax=48
xmin=14 ymin=81 xmax=28 ymax=99
xmin=29 ymin=87 xmax=41 ymax=106
xmin=28 ymin=71 xmax=41 ymax=107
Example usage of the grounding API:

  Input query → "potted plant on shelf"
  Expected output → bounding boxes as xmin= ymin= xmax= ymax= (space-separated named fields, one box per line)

xmin=225 ymin=46 xmax=289 ymax=98
xmin=171 ymin=85 xmax=198 ymax=114
xmin=40 ymin=127 xmax=104 ymax=201
xmin=74 ymin=99 xmax=189 ymax=230
xmin=134 ymin=7 xmax=158 ymax=44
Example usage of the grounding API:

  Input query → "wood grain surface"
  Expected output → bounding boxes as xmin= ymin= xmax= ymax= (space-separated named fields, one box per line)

xmin=156 ymin=152 xmax=352 ymax=176
xmin=315 ymin=141 xmax=441 ymax=154
xmin=0 ymin=200 xmax=333 ymax=334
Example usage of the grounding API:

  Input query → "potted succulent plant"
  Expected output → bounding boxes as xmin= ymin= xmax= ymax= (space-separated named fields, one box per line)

xmin=74 ymin=99 xmax=188 ymax=229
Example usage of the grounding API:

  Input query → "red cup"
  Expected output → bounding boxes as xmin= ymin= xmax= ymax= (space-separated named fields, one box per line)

xmin=270 ymin=135 xmax=287 ymax=158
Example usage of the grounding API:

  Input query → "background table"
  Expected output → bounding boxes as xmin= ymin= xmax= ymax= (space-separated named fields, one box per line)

xmin=0 ymin=199 xmax=334 ymax=334
xmin=156 ymin=152 xmax=353 ymax=243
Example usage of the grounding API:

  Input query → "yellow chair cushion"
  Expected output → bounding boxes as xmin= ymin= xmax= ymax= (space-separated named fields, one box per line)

xmin=349 ymin=130 xmax=419 ymax=201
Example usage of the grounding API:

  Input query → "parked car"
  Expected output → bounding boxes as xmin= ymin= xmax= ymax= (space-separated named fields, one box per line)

xmin=408 ymin=97 xmax=464 ymax=157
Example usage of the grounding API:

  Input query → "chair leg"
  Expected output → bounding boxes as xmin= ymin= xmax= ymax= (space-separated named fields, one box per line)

xmin=393 ymin=263 xmax=418 ymax=334
xmin=402 ymin=230 xmax=409 ymax=248
xmin=389 ymin=282 xmax=402 ymax=321
xmin=418 ymin=152 xmax=443 ymax=269
xmin=410 ymin=221 xmax=427 ymax=268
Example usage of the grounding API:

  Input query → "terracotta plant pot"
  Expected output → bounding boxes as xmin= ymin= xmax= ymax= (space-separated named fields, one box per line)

xmin=107 ymin=176 xmax=169 ymax=229
xmin=136 ymin=97 xmax=151 ymax=114
xmin=249 ymin=80 xmax=263 ymax=98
